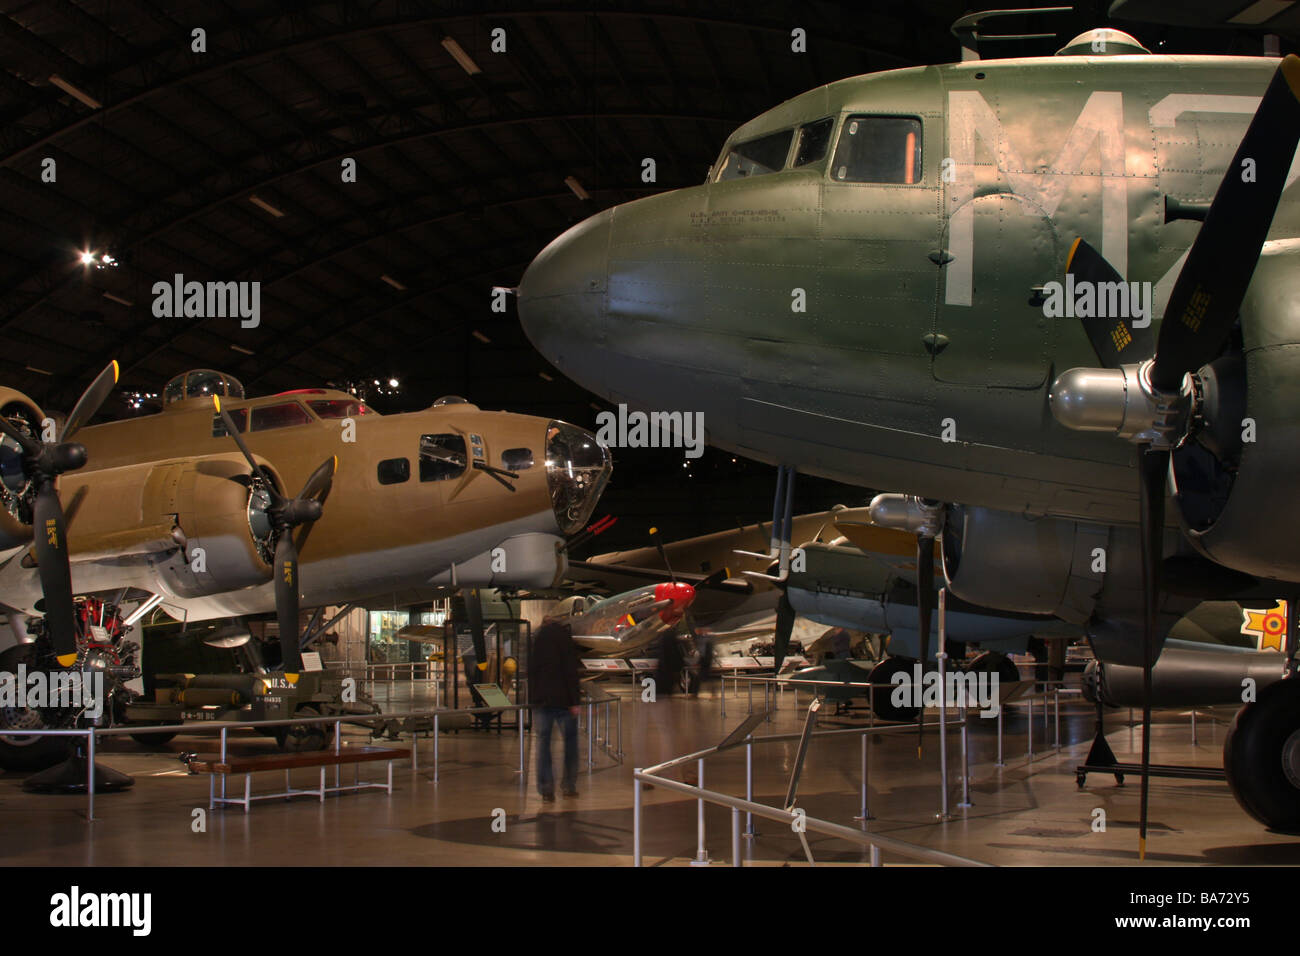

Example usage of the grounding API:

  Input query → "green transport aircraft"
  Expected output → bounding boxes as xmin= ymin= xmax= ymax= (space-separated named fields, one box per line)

xmin=517 ymin=20 xmax=1300 ymax=845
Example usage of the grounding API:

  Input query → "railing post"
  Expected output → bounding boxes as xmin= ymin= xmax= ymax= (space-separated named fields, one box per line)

xmin=518 ymin=707 xmax=525 ymax=774
xmin=996 ymin=706 xmax=1005 ymax=767
xmin=745 ymin=735 xmax=756 ymax=837
xmin=690 ymin=758 xmax=709 ymax=865
xmin=86 ymin=729 xmax=95 ymax=822
xmin=854 ymin=730 xmax=872 ymax=821
xmin=958 ymin=706 xmax=972 ymax=809
xmin=1027 ymin=695 xmax=1035 ymax=761
xmin=732 ymin=807 xmax=742 ymax=867
xmin=633 ymin=769 xmax=642 ymax=867
xmin=433 ymin=714 xmax=439 ymax=783
xmin=587 ymin=703 xmax=594 ymax=768
xmin=870 ymin=844 xmax=881 ymax=867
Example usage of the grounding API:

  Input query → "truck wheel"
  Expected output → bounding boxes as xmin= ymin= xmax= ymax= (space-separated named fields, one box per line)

xmin=0 ymin=645 xmax=73 ymax=771
xmin=276 ymin=705 xmax=334 ymax=752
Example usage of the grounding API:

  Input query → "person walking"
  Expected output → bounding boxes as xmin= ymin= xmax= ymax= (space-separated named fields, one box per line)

xmin=528 ymin=616 xmax=582 ymax=801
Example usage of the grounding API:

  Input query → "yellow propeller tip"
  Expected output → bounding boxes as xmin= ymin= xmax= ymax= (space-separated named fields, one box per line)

xmin=1138 ymin=836 xmax=1146 ymax=861
xmin=649 ymin=527 xmax=658 ymax=535
xmin=110 ymin=359 xmax=120 ymax=382
xmin=1282 ymin=54 xmax=1300 ymax=100
xmin=1065 ymin=236 xmax=1082 ymax=272
xmin=285 ymin=673 xmax=299 ymax=684
xmin=55 ymin=652 xmax=77 ymax=668
xmin=212 ymin=395 xmax=221 ymax=412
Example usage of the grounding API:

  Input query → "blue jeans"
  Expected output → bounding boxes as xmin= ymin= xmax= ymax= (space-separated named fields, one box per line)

xmin=535 ymin=706 xmax=578 ymax=795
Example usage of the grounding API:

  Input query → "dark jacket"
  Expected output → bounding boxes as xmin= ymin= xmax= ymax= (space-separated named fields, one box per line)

xmin=529 ymin=620 xmax=581 ymax=708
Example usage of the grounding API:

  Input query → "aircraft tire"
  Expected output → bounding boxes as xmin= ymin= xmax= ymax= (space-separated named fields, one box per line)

xmin=0 ymin=644 xmax=74 ymax=771
xmin=868 ymin=657 xmax=919 ymax=722
xmin=275 ymin=705 xmax=334 ymax=752
xmin=968 ymin=651 xmax=1021 ymax=687
xmin=1224 ymin=677 xmax=1300 ymax=832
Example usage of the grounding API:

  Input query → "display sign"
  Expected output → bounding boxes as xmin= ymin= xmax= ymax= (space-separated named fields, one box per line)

xmin=301 ymin=651 xmax=323 ymax=672
xmin=582 ymin=659 xmax=631 ymax=672
xmin=718 ymin=656 xmax=761 ymax=670
xmin=629 ymin=658 xmax=658 ymax=671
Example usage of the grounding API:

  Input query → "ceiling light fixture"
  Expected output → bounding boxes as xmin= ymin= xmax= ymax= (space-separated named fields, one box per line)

xmin=564 ymin=176 xmax=590 ymax=200
xmin=442 ymin=37 xmax=483 ymax=75
xmin=248 ymin=195 xmax=285 ymax=218
xmin=49 ymin=75 xmax=102 ymax=109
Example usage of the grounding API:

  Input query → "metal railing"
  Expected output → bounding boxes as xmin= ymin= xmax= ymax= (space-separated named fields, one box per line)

xmin=0 ymin=701 xmax=529 ymax=823
xmin=632 ymin=716 xmax=990 ymax=867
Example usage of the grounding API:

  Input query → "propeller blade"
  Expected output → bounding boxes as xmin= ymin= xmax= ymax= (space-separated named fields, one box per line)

xmin=773 ymin=589 xmax=795 ymax=674
xmin=60 ymin=360 xmax=119 ymax=442
xmin=273 ymin=530 xmax=303 ymax=675
xmin=466 ymin=587 xmax=487 ymax=666
xmin=1065 ymin=238 xmax=1154 ymax=367
xmin=32 ymin=483 xmax=78 ymax=666
xmin=916 ymin=534 xmax=935 ymax=757
xmin=1152 ymin=55 xmax=1300 ymax=392
xmin=296 ymin=455 xmax=336 ymax=504
xmin=649 ymin=527 xmax=676 ymax=582
xmin=1137 ymin=444 xmax=1168 ymax=860
xmin=211 ymin=396 xmax=276 ymax=498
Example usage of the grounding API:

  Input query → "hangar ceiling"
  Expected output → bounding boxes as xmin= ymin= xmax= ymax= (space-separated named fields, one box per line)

xmin=0 ymin=0 xmax=1282 ymax=544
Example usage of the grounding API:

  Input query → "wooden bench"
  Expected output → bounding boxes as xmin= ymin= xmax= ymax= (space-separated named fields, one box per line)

xmin=186 ymin=745 xmax=411 ymax=813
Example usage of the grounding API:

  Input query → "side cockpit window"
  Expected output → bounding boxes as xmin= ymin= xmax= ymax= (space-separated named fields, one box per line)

xmin=831 ymin=115 xmax=922 ymax=184
xmin=714 ymin=129 xmax=794 ymax=181
xmin=793 ymin=117 xmax=834 ymax=167
xmin=419 ymin=434 xmax=467 ymax=482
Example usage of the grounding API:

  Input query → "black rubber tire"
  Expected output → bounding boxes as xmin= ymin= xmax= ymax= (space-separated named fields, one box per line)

xmin=968 ymin=651 xmax=1022 ymax=687
xmin=868 ymin=657 xmax=920 ymax=722
xmin=1224 ymin=678 xmax=1300 ymax=832
xmin=275 ymin=705 xmax=333 ymax=753
xmin=130 ymin=730 xmax=179 ymax=747
xmin=0 ymin=644 xmax=74 ymax=771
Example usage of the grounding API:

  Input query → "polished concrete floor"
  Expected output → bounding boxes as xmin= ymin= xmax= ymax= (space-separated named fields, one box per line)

xmin=2 ymin=679 xmax=1298 ymax=867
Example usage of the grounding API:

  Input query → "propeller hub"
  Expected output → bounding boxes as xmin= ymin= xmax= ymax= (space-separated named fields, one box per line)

xmin=1049 ymin=360 xmax=1191 ymax=447
xmin=49 ymin=442 xmax=87 ymax=475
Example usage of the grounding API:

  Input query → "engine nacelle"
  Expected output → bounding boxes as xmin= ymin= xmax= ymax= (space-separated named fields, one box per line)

xmin=63 ymin=453 xmax=279 ymax=599
xmin=0 ymin=386 xmax=45 ymax=550
xmin=940 ymin=505 xmax=1107 ymax=623
xmin=1172 ymin=240 xmax=1300 ymax=581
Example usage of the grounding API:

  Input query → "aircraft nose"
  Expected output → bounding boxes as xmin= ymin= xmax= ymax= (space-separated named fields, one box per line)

xmin=517 ymin=208 xmax=612 ymax=375
xmin=655 ymin=581 xmax=695 ymax=623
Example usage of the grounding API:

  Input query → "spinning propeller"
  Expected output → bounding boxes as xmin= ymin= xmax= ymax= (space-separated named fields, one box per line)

xmin=212 ymin=396 xmax=335 ymax=676
xmin=0 ymin=361 xmax=119 ymax=667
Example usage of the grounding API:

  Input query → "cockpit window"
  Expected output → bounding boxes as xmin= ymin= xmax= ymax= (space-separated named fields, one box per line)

xmin=419 ymin=434 xmax=468 ymax=482
xmin=249 ymin=402 xmax=312 ymax=432
xmin=793 ymin=117 xmax=834 ymax=167
xmin=714 ymin=129 xmax=794 ymax=181
xmin=308 ymin=399 xmax=373 ymax=420
xmin=831 ymin=115 xmax=922 ymax=184
xmin=212 ymin=407 xmax=247 ymax=437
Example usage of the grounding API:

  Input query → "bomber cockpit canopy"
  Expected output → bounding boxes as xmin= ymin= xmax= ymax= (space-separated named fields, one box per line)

xmin=163 ymin=369 xmax=245 ymax=406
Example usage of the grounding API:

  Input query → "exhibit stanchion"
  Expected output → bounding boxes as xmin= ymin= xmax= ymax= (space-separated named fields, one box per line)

xmin=748 ymin=680 xmax=753 ymax=715
xmin=854 ymin=730 xmax=872 ymax=821
xmin=870 ymin=844 xmax=881 ymax=867
xmin=691 ymin=758 xmax=709 ymax=865
xmin=633 ymin=768 xmax=642 ymax=868
xmin=1027 ymin=696 xmax=1035 ymax=761
xmin=517 ymin=711 xmax=525 ymax=773
xmin=744 ymin=734 xmax=756 ymax=837
xmin=732 ymin=807 xmax=742 ymax=867
xmin=996 ymin=707 xmax=1005 ymax=766
xmin=1055 ymin=689 xmax=1062 ymax=751
xmin=587 ymin=702 xmax=593 ymax=768
xmin=617 ymin=700 xmax=623 ymax=759
xmin=958 ymin=705 xmax=972 ymax=809
xmin=433 ymin=714 xmax=439 ymax=783
xmin=936 ymin=588 xmax=951 ymax=821
xmin=86 ymin=730 xmax=95 ymax=822
xmin=1191 ymin=708 xmax=1198 ymax=744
